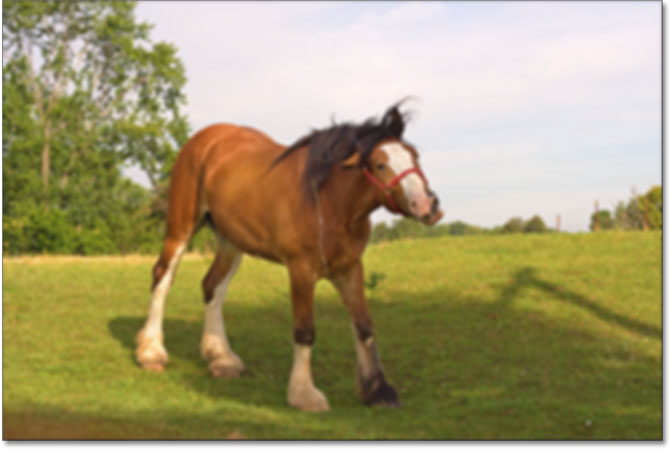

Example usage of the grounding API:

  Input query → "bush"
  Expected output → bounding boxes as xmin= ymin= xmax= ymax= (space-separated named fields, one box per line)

xmin=524 ymin=215 xmax=548 ymax=233
xmin=74 ymin=227 xmax=117 ymax=255
xmin=23 ymin=208 xmax=78 ymax=254
xmin=502 ymin=217 xmax=525 ymax=233
xmin=590 ymin=210 xmax=614 ymax=231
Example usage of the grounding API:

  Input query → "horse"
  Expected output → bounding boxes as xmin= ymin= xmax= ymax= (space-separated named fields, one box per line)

xmin=135 ymin=102 xmax=443 ymax=412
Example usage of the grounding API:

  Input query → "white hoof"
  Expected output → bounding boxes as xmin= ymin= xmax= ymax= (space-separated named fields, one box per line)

xmin=288 ymin=385 xmax=330 ymax=412
xmin=201 ymin=334 xmax=244 ymax=378
xmin=136 ymin=329 xmax=168 ymax=372
xmin=209 ymin=356 xmax=245 ymax=378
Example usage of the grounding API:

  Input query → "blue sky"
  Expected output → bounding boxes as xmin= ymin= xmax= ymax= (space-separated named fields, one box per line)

xmin=133 ymin=1 xmax=661 ymax=231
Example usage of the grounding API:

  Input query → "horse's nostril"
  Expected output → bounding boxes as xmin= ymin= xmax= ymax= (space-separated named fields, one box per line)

xmin=410 ymin=200 xmax=417 ymax=209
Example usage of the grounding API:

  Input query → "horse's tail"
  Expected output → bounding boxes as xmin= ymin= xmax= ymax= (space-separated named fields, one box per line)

xmin=165 ymin=139 xmax=207 ymax=242
xmin=151 ymin=129 xmax=214 ymax=289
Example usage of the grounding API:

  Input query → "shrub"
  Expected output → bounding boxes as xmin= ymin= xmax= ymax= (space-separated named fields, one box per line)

xmin=502 ymin=217 xmax=525 ymax=233
xmin=524 ymin=215 xmax=548 ymax=233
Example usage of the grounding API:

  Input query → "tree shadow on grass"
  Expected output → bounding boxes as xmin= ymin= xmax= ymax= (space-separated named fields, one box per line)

xmin=494 ymin=267 xmax=661 ymax=340
xmin=100 ymin=267 xmax=661 ymax=439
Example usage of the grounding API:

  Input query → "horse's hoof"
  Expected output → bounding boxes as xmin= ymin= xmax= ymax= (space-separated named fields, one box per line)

xmin=367 ymin=384 xmax=400 ymax=408
xmin=136 ymin=331 xmax=168 ymax=372
xmin=209 ymin=357 xmax=244 ymax=379
xmin=360 ymin=376 xmax=400 ymax=407
xmin=141 ymin=362 xmax=166 ymax=373
xmin=288 ymin=386 xmax=330 ymax=412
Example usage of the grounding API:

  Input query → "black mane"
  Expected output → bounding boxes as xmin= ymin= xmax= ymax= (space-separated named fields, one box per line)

xmin=272 ymin=101 xmax=411 ymax=196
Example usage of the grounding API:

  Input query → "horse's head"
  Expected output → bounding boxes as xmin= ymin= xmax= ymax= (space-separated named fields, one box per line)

xmin=339 ymin=103 xmax=443 ymax=225
xmin=361 ymin=139 xmax=443 ymax=225
xmin=278 ymin=99 xmax=443 ymax=225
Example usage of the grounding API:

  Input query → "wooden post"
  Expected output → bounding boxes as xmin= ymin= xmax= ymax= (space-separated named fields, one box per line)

xmin=593 ymin=200 xmax=600 ymax=232
xmin=556 ymin=214 xmax=561 ymax=232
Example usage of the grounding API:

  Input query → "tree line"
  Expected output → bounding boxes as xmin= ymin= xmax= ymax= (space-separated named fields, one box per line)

xmin=370 ymin=185 xmax=662 ymax=244
xmin=590 ymin=186 xmax=662 ymax=232
xmin=369 ymin=214 xmax=551 ymax=244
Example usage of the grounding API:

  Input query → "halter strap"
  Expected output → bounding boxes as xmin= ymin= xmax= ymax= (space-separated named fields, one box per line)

xmin=362 ymin=167 xmax=427 ymax=215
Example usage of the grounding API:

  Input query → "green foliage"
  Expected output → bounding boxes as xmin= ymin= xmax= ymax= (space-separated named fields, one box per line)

xmin=523 ymin=215 xmax=548 ymax=233
xmin=590 ymin=210 xmax=614 ymax=231
xmin=369 ymin=218 xmax=484 ymax=244
xmin=644 ymin=186 xmax=662 ymax=229
xmin=2 ymin=1 xmax=188 ymax=254
xmin=610 ymin=186 xmax=662 ymax=231
xmin=6 ymin=207 xmax=76 ymax=253
xmin=369 ymin=214 xmax=554 ymax=244
xmin=502 ymin=217 xmax=525 ymax=233
xmin=2 ymin=232 xmax=661 ymax=439
xmin=447 ymin=220 xmax=482 ymax=236
xmin=364 ymin=271 xmax=386 ymax=291
xmin=370 ymin=222 xmax=392 ymax=243
xmin=188 ymin=226 xmax=217 ymax=254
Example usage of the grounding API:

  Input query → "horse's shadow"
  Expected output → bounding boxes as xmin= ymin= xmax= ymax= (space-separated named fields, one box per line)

xmin=109 ymin=316 xmax=203 ymax=367
xmin=108 ymin=301 xmax=304 ymax=407
xmin=108 ymin=265 xmax=661 ymax=412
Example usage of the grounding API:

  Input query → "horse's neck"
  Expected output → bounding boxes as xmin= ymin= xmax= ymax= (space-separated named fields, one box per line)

xmin=321 ymin=168 xmax=380 ymax=232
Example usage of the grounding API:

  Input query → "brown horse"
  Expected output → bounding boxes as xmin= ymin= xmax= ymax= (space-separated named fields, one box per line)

xmin=135 ymin=102 xmax=443 ymax=411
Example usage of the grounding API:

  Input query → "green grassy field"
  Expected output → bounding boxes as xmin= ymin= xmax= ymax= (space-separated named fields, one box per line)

xmin=3 ymin=231 xmax=662 ymax=440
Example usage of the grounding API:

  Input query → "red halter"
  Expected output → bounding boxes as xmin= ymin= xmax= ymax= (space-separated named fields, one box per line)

xmin=362 ymin=167 xmax=427 ymax=214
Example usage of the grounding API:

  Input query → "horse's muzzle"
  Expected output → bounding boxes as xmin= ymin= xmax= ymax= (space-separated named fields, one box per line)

xmin=421 ymin=194 xmax=443 ymax=225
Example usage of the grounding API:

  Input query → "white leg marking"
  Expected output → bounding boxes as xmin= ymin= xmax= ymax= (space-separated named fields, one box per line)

xmin=136 ymin=244 xmax=186 ymax=370
xmin=351 ymin=324 xmax=376 ymax=379
xmin=287 ymin=344 xmax=330 ymax=412
xmin=201 ymin=254 xmax=245 ymax=378
xmin=144 ymin=244 xmax=186 ymax=339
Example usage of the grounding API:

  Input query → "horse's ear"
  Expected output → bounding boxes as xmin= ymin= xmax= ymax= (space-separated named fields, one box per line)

xmin=382 ymin=106 xmax=405 ymax=138
xmin=341 ymin=151 xmax=361 ymax=168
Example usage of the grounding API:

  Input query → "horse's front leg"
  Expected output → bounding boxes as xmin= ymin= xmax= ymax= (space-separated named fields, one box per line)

xmin=331 ymin=260 xmax=399 ymax=407
xmin=286 ymin=261 xmax=330 ymax=412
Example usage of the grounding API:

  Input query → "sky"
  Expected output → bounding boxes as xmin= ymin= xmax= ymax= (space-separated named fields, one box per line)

xmin=133 ymin=1 xmax=661 ymax=232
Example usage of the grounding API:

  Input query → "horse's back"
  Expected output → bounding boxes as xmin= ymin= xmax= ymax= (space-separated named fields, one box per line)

xmin=175 ymin=123 xmax=281 ymax=172
xmin=163 ymin=123 xmax=284 ymax=239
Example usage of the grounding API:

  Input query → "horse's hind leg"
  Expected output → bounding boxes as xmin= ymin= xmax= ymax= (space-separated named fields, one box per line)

xmin=136 ymin=148 xmax=203 ymax=372
xmin=200 ymin=241 xmax=244 ymax=378
xmin=136 ymin=237 xmax=187 ymax=372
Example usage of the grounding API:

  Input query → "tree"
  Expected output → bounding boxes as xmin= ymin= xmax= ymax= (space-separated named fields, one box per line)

xmin=448 ymin=220 xmax=468 ymax=236
xmin=524 ymin=215 xmax=547 ymax=233
xmin=590 ymin=210 xmax=614 ymax=231
xmin=613 ymin=201 xmax=631 ymax=230
xmin=390 ymin=218 xmax=425 ymax=240
xmin=502 ymin=217 xmax=525 ymax=233
xmin=605 ymin=186 xmax=661 ymax=232
xmin=644 ymin=185 xmax=662 ymax=230
xmin=447 ymin=220 xmax=482 ymax=236
xmin=3 ymin=2 xmax=189 ymax=253
xmin=370 ymin=222 xmax=392 ymax=243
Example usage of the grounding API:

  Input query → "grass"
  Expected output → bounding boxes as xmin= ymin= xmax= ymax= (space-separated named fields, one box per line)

xmin=2 ymin=231 xmax=662 ymax=440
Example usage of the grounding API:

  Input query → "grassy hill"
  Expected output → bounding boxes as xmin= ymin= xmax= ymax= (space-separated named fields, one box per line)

xmin=3 ymin=231 xmax=662 ymax=439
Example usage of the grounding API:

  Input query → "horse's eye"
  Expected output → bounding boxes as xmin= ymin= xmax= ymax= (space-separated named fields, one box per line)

xmin=377 ymin=163 xmax=385 ymax=171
